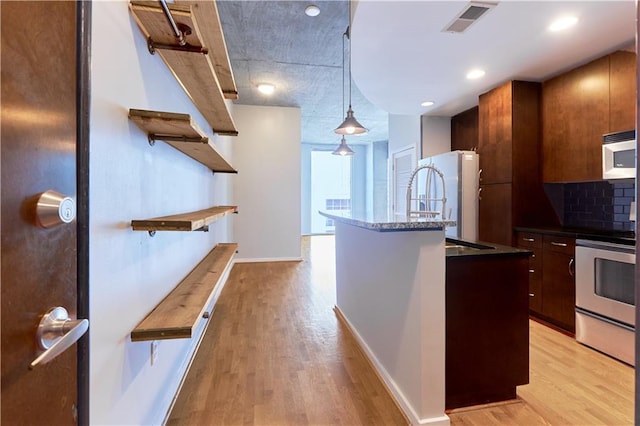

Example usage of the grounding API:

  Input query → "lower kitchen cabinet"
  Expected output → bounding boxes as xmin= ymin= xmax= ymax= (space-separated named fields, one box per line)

xmin=446 ymin=252 xmax=529 ymax=409
xmin=541 ymin=235 xmax=576 ymax=332
xmin=516 ymin=231 xmax=576 ymax=333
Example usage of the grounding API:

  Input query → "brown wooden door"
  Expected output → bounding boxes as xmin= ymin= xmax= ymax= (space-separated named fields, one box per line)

xmin=451 ymin=106 xmax=479 ymax=152
xmin=1 ymin=2 xmax=86 ymax=424
xmin=609 ymin=50 xmax=637 ymax=133
xmin=541 ymin=236 xmax=576 ymax=333
xmin=478 ymin=183 xmax=513 ymax=246
xmin=478 ymin=81 xmax=513 ymax=185
xmin=541 ymin=56 xmax=610 ymax=182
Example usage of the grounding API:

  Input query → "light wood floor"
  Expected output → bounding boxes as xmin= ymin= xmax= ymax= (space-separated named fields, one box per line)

xmin=168 ymin=235 xmax=634 ymax=425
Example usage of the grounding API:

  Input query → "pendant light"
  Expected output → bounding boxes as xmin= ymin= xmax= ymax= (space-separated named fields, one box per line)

xmin=335 ymin=1 xmax=367 ymax=136
xmin=332 ymin=136 xmax=355 ymax=156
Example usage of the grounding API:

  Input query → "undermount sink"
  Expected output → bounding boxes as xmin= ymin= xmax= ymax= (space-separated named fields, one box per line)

xmin=445 ymin=238 xmax=495 ymax=251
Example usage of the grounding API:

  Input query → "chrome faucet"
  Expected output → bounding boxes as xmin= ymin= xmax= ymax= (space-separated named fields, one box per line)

xmin=406 ymin=163 xmax=447 ymax=220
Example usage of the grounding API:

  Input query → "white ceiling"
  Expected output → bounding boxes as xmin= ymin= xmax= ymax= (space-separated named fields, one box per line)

xmin=218 ymin=1 xmax=636 ymax=144
xmin=352 ymin=0 xmax=636 ymax=117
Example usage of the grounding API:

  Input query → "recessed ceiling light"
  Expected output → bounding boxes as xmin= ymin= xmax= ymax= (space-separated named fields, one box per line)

xmin=549 ymin=16 xmax=578 ymax=32
xmin=304 ymin=5 xmax=320 ymax=17
xmin=466 ymin=69 xmax=486 ymax=80
xmin=421 ymin=101 xmax=435 ymax=107
xmin=257 ymin=83 xmax=275 ymax=95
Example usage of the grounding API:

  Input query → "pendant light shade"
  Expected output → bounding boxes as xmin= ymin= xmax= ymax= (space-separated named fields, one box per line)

xmin=335 ymin=106 xmax=367 ymax=135
xmin=332 ymin=136 xmax=355 ymax=156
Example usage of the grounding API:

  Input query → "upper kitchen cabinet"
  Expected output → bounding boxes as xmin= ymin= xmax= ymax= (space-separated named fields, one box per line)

xmin=451 ymin=106 xmax=478 ymax=152
xmin=610 ymin=50 xmax=637 ymax=133
xmin=478 ymin=81 xmax=556 ymax=246
xmin=542 ymin=51 xmax=636 ymax=182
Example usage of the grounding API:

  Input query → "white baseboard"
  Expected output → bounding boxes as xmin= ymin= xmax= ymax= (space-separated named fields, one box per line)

xmin=334 ymin=306 xmax=450 ymax=426
xmin=233 ymin=257 xmax=303 ymax=263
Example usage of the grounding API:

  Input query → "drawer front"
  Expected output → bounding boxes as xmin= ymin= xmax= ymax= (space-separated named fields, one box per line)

xmin=516 ymin=232 xmax=543 ymax=249
xmin=543 ymin=235 xmax=575 ymax=255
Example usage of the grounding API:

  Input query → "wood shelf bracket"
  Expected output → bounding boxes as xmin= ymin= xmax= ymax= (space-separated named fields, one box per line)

xmin=147 ymin=133 xmax=208 ymax=147
xmin=147 ymin=36 xmax=209 ymax=55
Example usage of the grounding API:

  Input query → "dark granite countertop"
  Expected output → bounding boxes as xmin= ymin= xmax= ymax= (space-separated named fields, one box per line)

xmin=445 ymin=237 xmax=532 ymax=258
xmin=514 ymin=226 xmax=635 ymax=246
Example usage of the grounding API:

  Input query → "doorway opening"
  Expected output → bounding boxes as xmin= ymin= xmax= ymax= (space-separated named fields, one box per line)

xmin=310 ymin=150 xmax=352 ymax=234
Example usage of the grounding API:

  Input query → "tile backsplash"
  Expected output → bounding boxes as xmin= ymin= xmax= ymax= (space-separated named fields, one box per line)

xmin=553 ymin=180 xmax=635 ymax=231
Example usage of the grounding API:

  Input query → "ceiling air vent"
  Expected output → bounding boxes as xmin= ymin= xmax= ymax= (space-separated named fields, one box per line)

xmin=442 ymin=2 xmax=498 ymax=34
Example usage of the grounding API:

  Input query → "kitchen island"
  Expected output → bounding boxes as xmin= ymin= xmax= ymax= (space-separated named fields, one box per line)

xmin=322 ymin=211 xmax=533 ymax=424
xmin=321 ymin=211 xmax=455 ymax=426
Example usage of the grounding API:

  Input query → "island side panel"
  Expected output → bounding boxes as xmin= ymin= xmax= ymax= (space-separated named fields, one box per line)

xmin=334 ymin=222 xmax=448 ymax=425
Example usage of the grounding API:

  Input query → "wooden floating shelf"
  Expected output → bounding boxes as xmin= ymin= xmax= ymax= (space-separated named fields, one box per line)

xmin=131 ymin=243 xmax=238 ymax=341
xmin=131 ymin=205 xmax=237 ymax=232
xmin=129 ymin=1 xmax=238 ymax=136
xmin=175 ymin=0 xmax=238 ymax=100
xmin=128 ymin=109 xmax=237 ymax=173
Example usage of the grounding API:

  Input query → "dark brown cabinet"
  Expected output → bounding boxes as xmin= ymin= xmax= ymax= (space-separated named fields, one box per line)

xmin=542 ymin=50 xmax=637 ymax=182
xmin=541 ymin=235 xmax=575 ymax=333
xmin=446 ymin=253 xmax=530 ymax=409
xmin=610 ymin=50 xmax=637 ymax=133
xmin=516 ymin=231 xmax=575 ymax=333
xmin=451 ymin=106 xmax=479 ymax=152
xmin=478 ymin=183 xmax=512 ymax=246
xmin=478 ymin=81 xmax=556 ymax=246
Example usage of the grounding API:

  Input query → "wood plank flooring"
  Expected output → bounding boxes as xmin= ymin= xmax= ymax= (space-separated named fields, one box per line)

xmin=168 ymin=235 xmax=634 ymax=425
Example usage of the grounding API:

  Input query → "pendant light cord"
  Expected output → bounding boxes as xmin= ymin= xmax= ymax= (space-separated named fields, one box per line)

xmin=347 ymin=0 xmax=352 ymax=107
xmin=342 ymin=26 xmax=346 ymax=117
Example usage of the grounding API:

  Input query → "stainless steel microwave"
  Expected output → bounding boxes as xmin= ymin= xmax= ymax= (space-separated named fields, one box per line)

xmin=602 ymin=130 xmax=636 ymax=179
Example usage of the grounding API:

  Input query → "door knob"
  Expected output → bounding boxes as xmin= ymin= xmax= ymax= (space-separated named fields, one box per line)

xmin=29 ymin=307 xmax=88 ymax=370
xmin=36 ymin=190 xmax=76 ymax=228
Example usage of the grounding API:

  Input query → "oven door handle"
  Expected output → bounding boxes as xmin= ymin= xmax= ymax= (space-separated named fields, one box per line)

xmin=576 ymin=307 xmax=635 ymax=331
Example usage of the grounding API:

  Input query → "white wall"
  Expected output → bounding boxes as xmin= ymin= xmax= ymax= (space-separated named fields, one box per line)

xmin=90 ymin=3 xmax=234 ymax=424
xmin=388 ymin=114 xmax=421 ymax=154
xmin=421 ymin=116 xmax=452 ymax=158
xmin=233 ymin=105 xmax=301 ymax=261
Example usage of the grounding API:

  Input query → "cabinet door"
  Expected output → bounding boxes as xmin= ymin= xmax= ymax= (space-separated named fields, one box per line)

xmin=610 ymin=50 xmax=637 ymax=133
xmin=479 ymin=183 xmax=512 ymax=246
xmin=542 ymin=251 xmax=575 ymax=333
xmin=479 ymin=82 xmax=513 ymax=185
xmin=542 ymin=56 xmax=610 ymax=182
xmin=451 ymin=106 xmax=478 ymax=152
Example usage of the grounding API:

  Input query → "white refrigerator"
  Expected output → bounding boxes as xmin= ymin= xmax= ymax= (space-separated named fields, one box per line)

xmin=417 ymin=150 xmax=479 ymax=240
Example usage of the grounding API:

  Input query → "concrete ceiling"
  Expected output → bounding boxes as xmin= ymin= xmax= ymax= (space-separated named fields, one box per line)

xmin=217 ymin=1 xmax=636 ymax=145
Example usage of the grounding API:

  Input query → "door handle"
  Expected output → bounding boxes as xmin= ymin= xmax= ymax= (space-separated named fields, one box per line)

xmin=568 ymin=258 xmax=575 ymax=277
xmin=36 ymin=190 xmax=76 ymax=228
xmin=551 ymin=241 xmax=568 ymax=247
xmin=30 ymin=307 xmax=88 ymax=370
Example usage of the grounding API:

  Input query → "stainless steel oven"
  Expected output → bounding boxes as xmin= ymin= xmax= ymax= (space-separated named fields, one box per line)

xmin=575 ymin=239 xmax=635 ymax=365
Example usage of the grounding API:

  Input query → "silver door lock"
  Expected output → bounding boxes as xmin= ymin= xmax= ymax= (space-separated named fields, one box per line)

xmin=36 ymin=190 xmax=76 ymax=228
